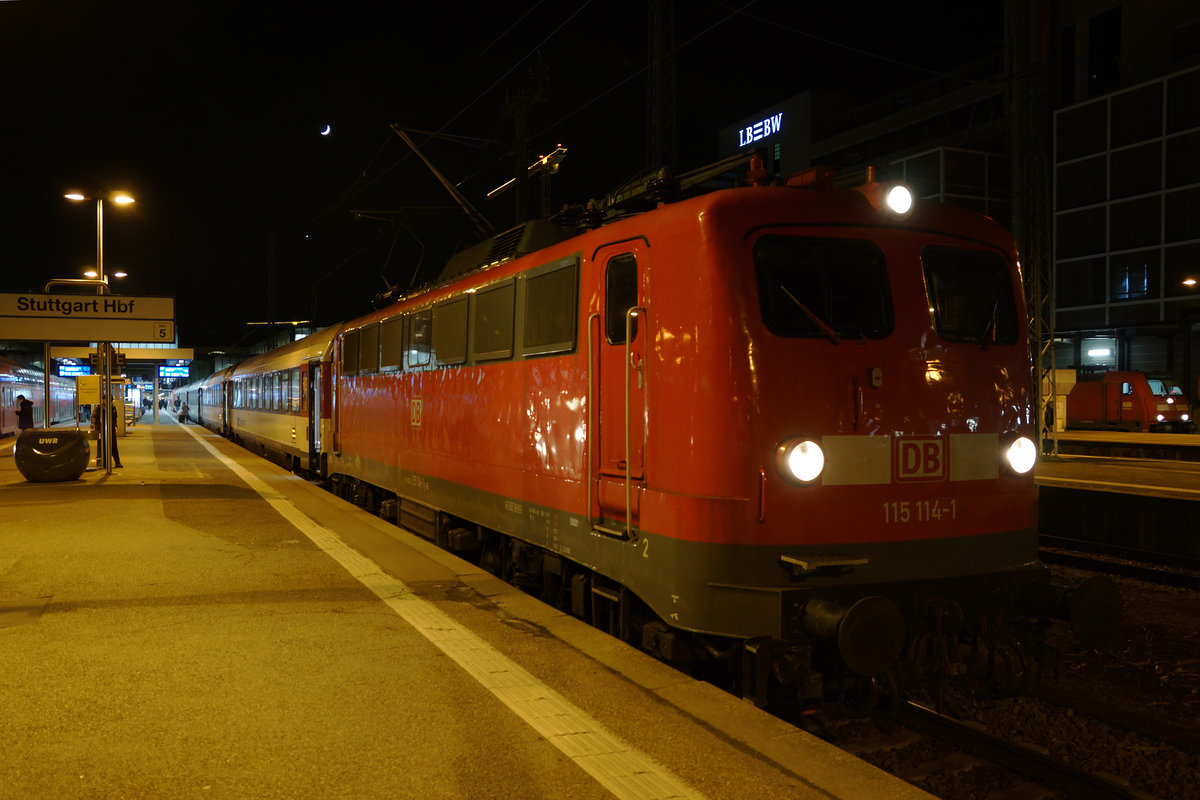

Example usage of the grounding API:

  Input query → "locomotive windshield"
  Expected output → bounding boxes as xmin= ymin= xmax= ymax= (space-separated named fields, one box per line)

xmin=754 ymin=236 xmax=893 ymax=340
xmin=922 ymin=247 xmax=1019 ymax=345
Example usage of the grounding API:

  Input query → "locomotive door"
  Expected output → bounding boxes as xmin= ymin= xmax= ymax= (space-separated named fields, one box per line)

xmin=594 ymin=244 xmax=647 ymax=534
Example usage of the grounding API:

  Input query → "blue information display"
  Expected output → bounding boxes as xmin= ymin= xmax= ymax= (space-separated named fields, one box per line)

xmin=58 ymin=364 xmax=91 ymax=377
xmin=159 ymin=365 xmax=189 ymax=378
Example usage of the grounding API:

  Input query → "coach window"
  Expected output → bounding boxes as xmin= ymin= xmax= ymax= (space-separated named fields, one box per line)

xmin=523 ymin=261 xmax=578 ymax=356
xmin=342 ymin=329 xmax=361 ymax=376
xmin=605 ymin=253 xmax=639 ymax=344
xmin=359 ymin=322 xmax=380 ymax=375
xmin=290 ymin=368 xmax=301 ymax=411
xmin=472 ymin=281 xmax=515 ymax=361
xmin=406 ymin=310 xmax=432 ymax=369
xmin=433 ymin=298 xmax=468 ymax=366
xmin=379 ymin=316 xmax=404 ymax=372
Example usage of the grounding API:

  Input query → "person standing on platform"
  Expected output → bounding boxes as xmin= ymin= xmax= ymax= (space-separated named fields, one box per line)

xmin=14 ymin=394 xmax=34 ymax=430
xmin=93 ymin=400 xmax=122 ymax=468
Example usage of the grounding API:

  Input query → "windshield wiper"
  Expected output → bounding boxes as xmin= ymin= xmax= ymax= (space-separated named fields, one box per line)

xmin=780 ymin=285 xmax=839 ymax=344
xmin=976 ymin=298 xmax=999 ymax=348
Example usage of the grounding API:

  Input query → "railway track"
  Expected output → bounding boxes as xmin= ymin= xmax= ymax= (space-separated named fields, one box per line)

xmin=1039 ymin=535 xmax=1200 ymax=590
xmin=810 ymin=697 xmax=1158 ymax=799
xmin=886 ymin=699 xmax=1152 ymax=799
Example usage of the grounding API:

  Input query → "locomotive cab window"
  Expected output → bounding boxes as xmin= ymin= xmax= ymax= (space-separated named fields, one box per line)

xmin=754 ymin=237 xmax=893 ymax=339
xmin=605 ymin=253 xmax=639 ymax=344
xmin=922 ymin=247 xmax=1018 ymax=345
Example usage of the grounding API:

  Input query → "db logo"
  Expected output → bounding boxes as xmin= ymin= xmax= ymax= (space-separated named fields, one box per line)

xmin=894 ymin=437 xmax=945 ymax=482
xmin=410 ymin=397 xmax=423 ymax=428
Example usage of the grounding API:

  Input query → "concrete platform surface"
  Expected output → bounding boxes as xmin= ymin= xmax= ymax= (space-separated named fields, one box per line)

xmin=1 ymin=422 xmax=931 ymax=800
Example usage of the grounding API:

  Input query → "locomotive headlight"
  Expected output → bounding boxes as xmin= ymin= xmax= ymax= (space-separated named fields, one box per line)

xmin=1004 ymin=436 xmax=1037 ymax=475
xmin=777 ymin=438 xmax=824 ymax=483
xmin=1157 ymin=413 xmax=1165 ymax=422
xmin=884 ymin=184 xmax=913 ymax=215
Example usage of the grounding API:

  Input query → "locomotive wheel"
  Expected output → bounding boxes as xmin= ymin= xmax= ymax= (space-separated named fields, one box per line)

xmin=981 ymin=631 xmax=1029 ymax=695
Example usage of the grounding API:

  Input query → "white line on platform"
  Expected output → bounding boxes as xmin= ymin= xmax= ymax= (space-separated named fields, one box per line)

xmin=181 ymin=425 xmax=706 ymax=800
xmin=1036 ymin=475 xmax=1200 ymax=497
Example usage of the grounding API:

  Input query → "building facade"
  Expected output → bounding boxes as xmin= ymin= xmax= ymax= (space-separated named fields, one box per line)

xmin=718 ymin=0 xmax=1200 ymax=401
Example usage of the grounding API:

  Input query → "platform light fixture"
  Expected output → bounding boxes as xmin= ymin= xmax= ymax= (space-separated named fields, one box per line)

xmin=64 ymin=190 xmax=136 ymax=286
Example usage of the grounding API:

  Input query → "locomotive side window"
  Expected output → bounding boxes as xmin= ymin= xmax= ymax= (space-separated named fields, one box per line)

xmin=472 ymin=281 xmax=515 ymax=362
xmin=379 ymin=316 xmax=404 ymax=372
xmin=342 ymin=329 xmax=361 ymax=375
xmin=754 ymin=237 xmax=893 ymax=339
xmin=523 ymin=262 xmax=578 ymax=356
xmin=606 ymin=253 xmax=639 ymax=344
xmin=359 ymin=322 xmax=380 ymax=375
xmin=407 ymin=310 xmax=432 ymax=368
xmin=922 ymin=247 xmax=1018 ymax=345
xmin=433 ymin=298 xmax=468 ymax=366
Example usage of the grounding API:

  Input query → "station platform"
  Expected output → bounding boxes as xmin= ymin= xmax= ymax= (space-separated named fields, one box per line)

xmin=1 ymin=422 xmax=929 ymax=800
xmin=1036 ymin=450 xmax=1200 ymax=501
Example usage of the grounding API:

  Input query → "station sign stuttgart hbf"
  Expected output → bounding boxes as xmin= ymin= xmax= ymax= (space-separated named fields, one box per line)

xmin=0 ymin=293 xmax=175 ymax=342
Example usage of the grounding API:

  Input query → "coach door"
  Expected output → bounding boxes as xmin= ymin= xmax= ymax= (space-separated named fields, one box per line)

xmin=593 ymin=244 xmax=648 ymax=536
xmin=308 ymin=361 xmax=322 ymax=469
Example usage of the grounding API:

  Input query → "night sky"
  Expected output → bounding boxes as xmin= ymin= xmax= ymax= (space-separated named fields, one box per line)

xmin=1 ymin=0 xmax=1001 ymax=349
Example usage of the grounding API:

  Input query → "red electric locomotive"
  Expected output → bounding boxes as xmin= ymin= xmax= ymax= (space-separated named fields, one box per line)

xmin=302 ymin=164 xmax=1117 ymax=706
xmin=196 ymin=163 xmax=1117 ymax=706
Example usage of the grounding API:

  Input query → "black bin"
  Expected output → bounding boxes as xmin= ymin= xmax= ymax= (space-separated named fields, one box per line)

xmin=13 ymin=429 xmax=91 ymax=483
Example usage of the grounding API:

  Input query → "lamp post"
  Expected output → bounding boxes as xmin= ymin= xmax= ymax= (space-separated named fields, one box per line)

xmin=64 ymin=190 xmax=134 ymax=474
xmin=64 ymin=191 xmax=134 ymax=286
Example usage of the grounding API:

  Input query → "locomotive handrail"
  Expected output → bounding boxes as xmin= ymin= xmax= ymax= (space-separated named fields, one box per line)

xmin=625 ymin=306 xmax=646 ymax=541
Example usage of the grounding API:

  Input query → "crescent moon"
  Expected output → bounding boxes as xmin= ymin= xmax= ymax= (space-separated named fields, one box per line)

xmin=320 ymin=125 xmax=331 ymax=136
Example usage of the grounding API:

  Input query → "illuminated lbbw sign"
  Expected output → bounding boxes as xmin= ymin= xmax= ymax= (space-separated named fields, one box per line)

xmin=738 ymin=112 xmax=783 ymax=148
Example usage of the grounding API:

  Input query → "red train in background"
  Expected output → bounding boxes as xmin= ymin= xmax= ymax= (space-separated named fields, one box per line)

xmin=1 ymin=355 xmax=77 ymax=438
xmin=177 ymin=162 xmax=1118 ymax=708
xmin=1066 ymin=370 xmax=1194 ymax=433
